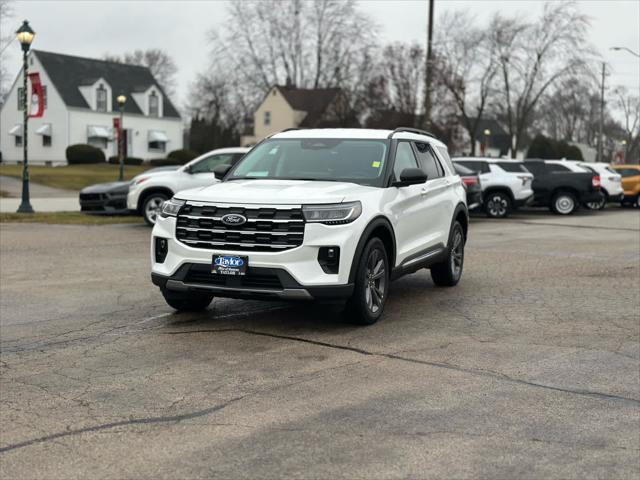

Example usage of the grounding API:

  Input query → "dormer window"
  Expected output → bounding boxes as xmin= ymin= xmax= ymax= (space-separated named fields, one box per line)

xmin=96 ymin=84 xmax=107 ymax=112
xmin=149 ymin=91 xmax=159 ymax=117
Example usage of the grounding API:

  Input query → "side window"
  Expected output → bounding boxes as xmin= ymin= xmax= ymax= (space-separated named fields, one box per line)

xmin=190 ymin=154 xmax=236 ymax=174
xmin=436 ymin=146 xmax=454 ymax=174
xmin=455 ymin=161 xmax=488 ymax=174
xmin=497 ymin=162 xmax=529 ymax=173
xmin=523 ymin=162 xmax=545 ymax=175
xmin=393 ymin=142 xmax=418 ymax=179
xmin=546 ymin=163 xmax=571 ymax=172
xmin=414 ymin=142 xmax=443 ymax=179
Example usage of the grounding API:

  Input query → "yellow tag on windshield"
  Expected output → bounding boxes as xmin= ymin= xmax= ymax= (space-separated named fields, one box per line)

xmin=372 ymin=161 xmax=381 ymax=168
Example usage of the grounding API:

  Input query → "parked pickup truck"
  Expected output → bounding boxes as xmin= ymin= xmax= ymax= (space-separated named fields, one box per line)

xmin=522 ymin=160 xmax=602 ymax=215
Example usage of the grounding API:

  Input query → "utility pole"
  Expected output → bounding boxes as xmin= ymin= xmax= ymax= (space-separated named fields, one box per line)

xmin=423 ymin=0 xmax=434 ymax=131
xmin=597 ymin=62 xmax=605 ymax=163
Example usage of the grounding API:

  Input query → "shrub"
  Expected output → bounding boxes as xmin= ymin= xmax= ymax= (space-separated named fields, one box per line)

xmin=167 ymin=149 xmax=198 ymax=164
xmin=66 ymin=144 xmax=105 ymax=164
xmin=149 ymin=158 xmax=183 ymax=166
xmin=107 ymin=156 xmax=144 ymax=166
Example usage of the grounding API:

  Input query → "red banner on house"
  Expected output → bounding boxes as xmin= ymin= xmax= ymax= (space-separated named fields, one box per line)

xmin=28 ymin=72 xmax=44 ymax=118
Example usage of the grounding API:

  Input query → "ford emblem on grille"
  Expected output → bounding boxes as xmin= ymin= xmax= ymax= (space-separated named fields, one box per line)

xmin=221 ymin=214 xmax=247 ymax=226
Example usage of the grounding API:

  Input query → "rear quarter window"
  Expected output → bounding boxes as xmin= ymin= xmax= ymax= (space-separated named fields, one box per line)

xmin=496 ymin=162 xmax=529 ymax=173
xmin=454 ymin=160 xmax=490 ymax=174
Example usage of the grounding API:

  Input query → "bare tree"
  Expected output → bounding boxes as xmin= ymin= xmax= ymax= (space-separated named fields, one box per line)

xmin=614 ymin=87 xmax=640 ymax=162
xmin=490 ymin=1 xmax=591 ymax=157
xmin=434 ymin=11 xmax=498 ymax=155
xmin=0 ymin=0 xmax=15 ymax=104
xmin=104 ymin=49 xmax=178 ymax=97
xmin=378 ymin=42 xmax=424 ymax=118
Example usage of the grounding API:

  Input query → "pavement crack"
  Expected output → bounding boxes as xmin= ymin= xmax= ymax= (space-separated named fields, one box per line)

xmin=163 ymin=328 xmax=640 ymax=405
xmin=0 ymin=395 xmax=246 ymax=454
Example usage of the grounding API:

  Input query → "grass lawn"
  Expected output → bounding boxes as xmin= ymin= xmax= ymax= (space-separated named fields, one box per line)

xmin=0 ymin=164 xmax=152 ymax=191
xmin=0 ymin=211 xmax=144 ymax=225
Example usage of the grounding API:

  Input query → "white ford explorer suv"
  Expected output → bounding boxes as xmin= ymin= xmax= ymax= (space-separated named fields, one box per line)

xmin=452 ymin=157 xmax=534 ymax=218
xmin=150 ymin=128 xmax=468 ymax=325
xmin=127 ymin=147 xmax=250 ymax=225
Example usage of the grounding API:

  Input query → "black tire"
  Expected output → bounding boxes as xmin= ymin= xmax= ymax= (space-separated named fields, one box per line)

xmin=550 ymin=191 xmax=577 ymax=215
xmin=161 ymin=288 xmax=214 ymax=311
xmin=344 ymin=237 xmax=389 ymax=326
xmin=431 ymin=221 xmax=465 ymax=287
xmin=142 ymin=192 xmax=169 ymax=226
xmin=484 ymin=191 xmax=511 ymax=218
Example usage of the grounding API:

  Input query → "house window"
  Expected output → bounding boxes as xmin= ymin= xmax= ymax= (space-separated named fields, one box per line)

xmin=264 ymin=111 xmax=271 ymax=126
xmin=15 ymin=135 xmax=23 ymax=147
xmin=148 ymin=140 xmax=166 ymax=152
xmin=43 ymin=135 xmax=52 ymax=147
xmin=149 ymin=91 xmax=159 ymax=117
xmin=17 ymin=88 xmax=25 ymax=110
xmin=96 ymin=84 xmax=107 ymax=112
xmin=88 ymin=137 xmax=108 ymax=149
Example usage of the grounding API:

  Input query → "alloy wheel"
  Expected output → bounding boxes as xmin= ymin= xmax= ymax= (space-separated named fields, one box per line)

xmin=364 ymin=248 xmax=386 ymax=314
xmin=145 ymin=196 xmax=166 ymax=224
xmin=555 ymin=195 xmax=575 ymax=214
xmin=487 ymin=194 xmax=508 ymax=217
xmin=450 ymin=229 xmax=464 ymax=280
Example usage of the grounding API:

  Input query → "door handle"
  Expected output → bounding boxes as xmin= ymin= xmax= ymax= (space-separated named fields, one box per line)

xmin=421 ymin=187 xmax=428 ymax=196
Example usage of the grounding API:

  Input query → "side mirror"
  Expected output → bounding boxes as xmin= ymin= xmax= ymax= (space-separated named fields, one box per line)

xmin=213 ymin=164 xmax=232 ymax=180
xmin=394 ymin=168 xmax=428 ymax=187
xmin=183 ymin=165 xmax=193 ymax=174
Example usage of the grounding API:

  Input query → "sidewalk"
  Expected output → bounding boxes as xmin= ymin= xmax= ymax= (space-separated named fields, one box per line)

xmin=0 ymin=175 xmax=79 ymax=212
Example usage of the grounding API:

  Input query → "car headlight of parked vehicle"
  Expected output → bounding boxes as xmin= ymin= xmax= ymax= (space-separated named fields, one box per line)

xmin=302 ymin=201 xmax=362 ymax=225
xmin=160 ymin=198 xmax=185 ymax=218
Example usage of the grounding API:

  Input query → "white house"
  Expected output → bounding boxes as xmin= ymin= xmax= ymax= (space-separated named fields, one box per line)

xmin=0 ymin=50 xmax=182 ymax=165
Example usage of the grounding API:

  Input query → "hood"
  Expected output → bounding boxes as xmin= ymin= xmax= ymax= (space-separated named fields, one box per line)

xmin=175 ymin=179 xmax=374 ymax=205
xmin=81 ymin=181 xmax=129 ymax=194
xmin=133 ymin=169 xmax=181 ymax=182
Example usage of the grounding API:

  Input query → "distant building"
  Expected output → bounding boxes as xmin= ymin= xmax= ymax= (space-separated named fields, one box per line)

xmin=240 ymin=85 xmax=348 ymax=145
xmin=450 ymin=118 xmax=528 ymax=159
xmin=0 ymin=50 xmax=182 ymax=165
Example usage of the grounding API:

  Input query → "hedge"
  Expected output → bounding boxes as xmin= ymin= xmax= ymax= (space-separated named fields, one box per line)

xmin=107 ymin=156 xmax=144 ymax=166
xmin=66 ymin=144 xmax=105 ymax=164
xmin=167 ymin=149 xmax=199 ymax=164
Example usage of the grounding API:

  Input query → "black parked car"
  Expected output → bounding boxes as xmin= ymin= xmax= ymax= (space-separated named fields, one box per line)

xmin=522 ymin=160 xmax=603 ymax=215
xmin=79 ymin=166 xmax=179 ymax=215
xmin=454 ymin=163 xmax=483 ymax=211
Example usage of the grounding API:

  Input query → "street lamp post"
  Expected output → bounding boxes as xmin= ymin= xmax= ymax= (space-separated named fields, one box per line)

xmin=16 ymin=20 xmax=35 ymax=214
xmin=117 ymin=95 xmax=126 ymax=181
xmin=484 ymin=129 xmax=491 ymax=157
xmin=610 ymin=46 xmax=640 ymax=58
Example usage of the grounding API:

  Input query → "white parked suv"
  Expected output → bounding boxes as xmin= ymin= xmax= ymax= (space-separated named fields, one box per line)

xmin=575 ymin=162 xmax=624 ymax=209
xmin=128 ymin=147 xmax=250 ymax=225
xmin=452 ymin=157 xmax=534 ymax=218
xmin=150 ymin=128 xmax=468 ymax=325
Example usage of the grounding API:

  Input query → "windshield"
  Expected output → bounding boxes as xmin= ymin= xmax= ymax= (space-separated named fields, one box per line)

xmin=228 ymin=138 xmax=390 ymax=187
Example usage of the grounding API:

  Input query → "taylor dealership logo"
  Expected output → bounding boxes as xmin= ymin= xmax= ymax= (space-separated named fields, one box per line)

xmin=221 ymin=214 xmax=247 ymax=226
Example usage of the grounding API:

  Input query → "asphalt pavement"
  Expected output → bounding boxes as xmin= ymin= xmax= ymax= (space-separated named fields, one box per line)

xmin=0 ymin=210 xmax=638 ymax=479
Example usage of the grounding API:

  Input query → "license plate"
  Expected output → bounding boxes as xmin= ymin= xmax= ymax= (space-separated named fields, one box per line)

xmin=212 ymin=255 xmax=248 ymax=276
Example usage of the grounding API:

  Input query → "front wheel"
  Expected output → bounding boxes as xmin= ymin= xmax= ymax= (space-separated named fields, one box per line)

xmin=431 ymin=221 xmax=465 ymax=287
xmin=344 ymin=238 xmax=389 ymax=325
xmin=143 ymin=193 xmax=169 ymax=226
xmin=551 ymin=191 xmax=577 ymax=215
xmin=484 ymin=192 xmax=511 ymax=218
xmin=585 ymin=193 xmax=606 ymax=210
xmin=161 ymin=288 xmax=214 ymax=311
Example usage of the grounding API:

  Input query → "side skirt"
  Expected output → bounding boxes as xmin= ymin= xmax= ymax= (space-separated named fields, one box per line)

xmin=390 ymin=243 xmax=447 ymax=281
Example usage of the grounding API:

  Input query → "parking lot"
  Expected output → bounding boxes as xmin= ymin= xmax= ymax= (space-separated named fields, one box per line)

xmin=1 ymin=210 xmax=639 ymax=479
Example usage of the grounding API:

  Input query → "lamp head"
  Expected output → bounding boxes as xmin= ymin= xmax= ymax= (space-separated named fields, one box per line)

xmin=16 ymin=20 xmax=35 ymax=52
xmin=484 ymin=129 xmax=491 ymax=136
xmin=117 ymin=95 xmax=127 ymax=107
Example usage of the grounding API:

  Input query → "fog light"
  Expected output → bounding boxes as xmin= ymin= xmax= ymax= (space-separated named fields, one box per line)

xmin=155 ymin=237 xmax=168 ymax=263
xmin=318 ymin=246 xmax=340 ymax=274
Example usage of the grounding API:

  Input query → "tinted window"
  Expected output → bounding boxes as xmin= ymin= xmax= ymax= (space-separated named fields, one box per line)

xmin=497 ymin=162 xmax=529 ymax=173
xmin=453 ymin=163 xmax=474 ymax=176
xmin=454 ymin=160 xmax=490 ymax=174
xmin=546 ymin=163 xmax=572 ymax=172
xmin=523 ymin=162 xmax=546 ymax=175
xmin=230 ymin=139 xmax=389 ymax=187
xmin=414 ymin=142 xmax=443 ymax=179
xmin=191 ymin=153 xmax=242 ymax=174
xmin=618 ymin=168 xmax=640 ymax=177
xmin=393 ymin=142 xmax=419 ymax=179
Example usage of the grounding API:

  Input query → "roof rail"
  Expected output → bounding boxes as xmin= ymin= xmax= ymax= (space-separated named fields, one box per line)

xmin=388 ymin=127 xmax=435 ymax=139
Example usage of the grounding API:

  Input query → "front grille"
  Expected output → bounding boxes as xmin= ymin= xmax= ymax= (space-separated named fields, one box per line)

xmin=176 ymin=203 xmax=305 ymax=252
xmin=80 ymin=193 xmax=104 ymax=201
xmin=184 ymin=267 xmax=283 ymax=290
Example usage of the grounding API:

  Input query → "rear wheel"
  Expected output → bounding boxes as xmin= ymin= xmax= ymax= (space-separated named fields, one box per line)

xmin=143 ymin=193 xmax=169 ymax=226
xmin=484 ymin=192 xmax=511 ymax=218
xmin=431 ymin=222 xmax=465 ymax=287
xmin=551 ymin=191 xmax=577 ymax=215
xmin=344 ymin=238 xmax=389 ymax=325
xmin=161 ymin=288 xmax=214 ymax=311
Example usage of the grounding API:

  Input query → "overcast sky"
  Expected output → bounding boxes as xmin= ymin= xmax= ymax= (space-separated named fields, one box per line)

xmin=3 ymin=0 xmax=639 ymax=109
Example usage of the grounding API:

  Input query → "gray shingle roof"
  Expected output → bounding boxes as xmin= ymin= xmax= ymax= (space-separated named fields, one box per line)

xmin=34 ymin=50 xmax=180 ymax=118
xmin=276 ymin=86 xmax=340 ymax=127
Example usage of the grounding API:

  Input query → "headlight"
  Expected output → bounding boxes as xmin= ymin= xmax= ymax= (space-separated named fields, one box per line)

xmin=160 ymin=198 xmax=185 ymax=218
xmin=302 ymin=201 xmax=362 ymax=225
xmin=131 ymin=176 xmax=149 ymax=186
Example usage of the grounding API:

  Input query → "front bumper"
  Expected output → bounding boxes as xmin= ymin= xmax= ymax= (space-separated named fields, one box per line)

xmin=152 ymin=264 xmax=354 ymax=301
xmin=79 ymin=193 xmax=129 ymax=215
